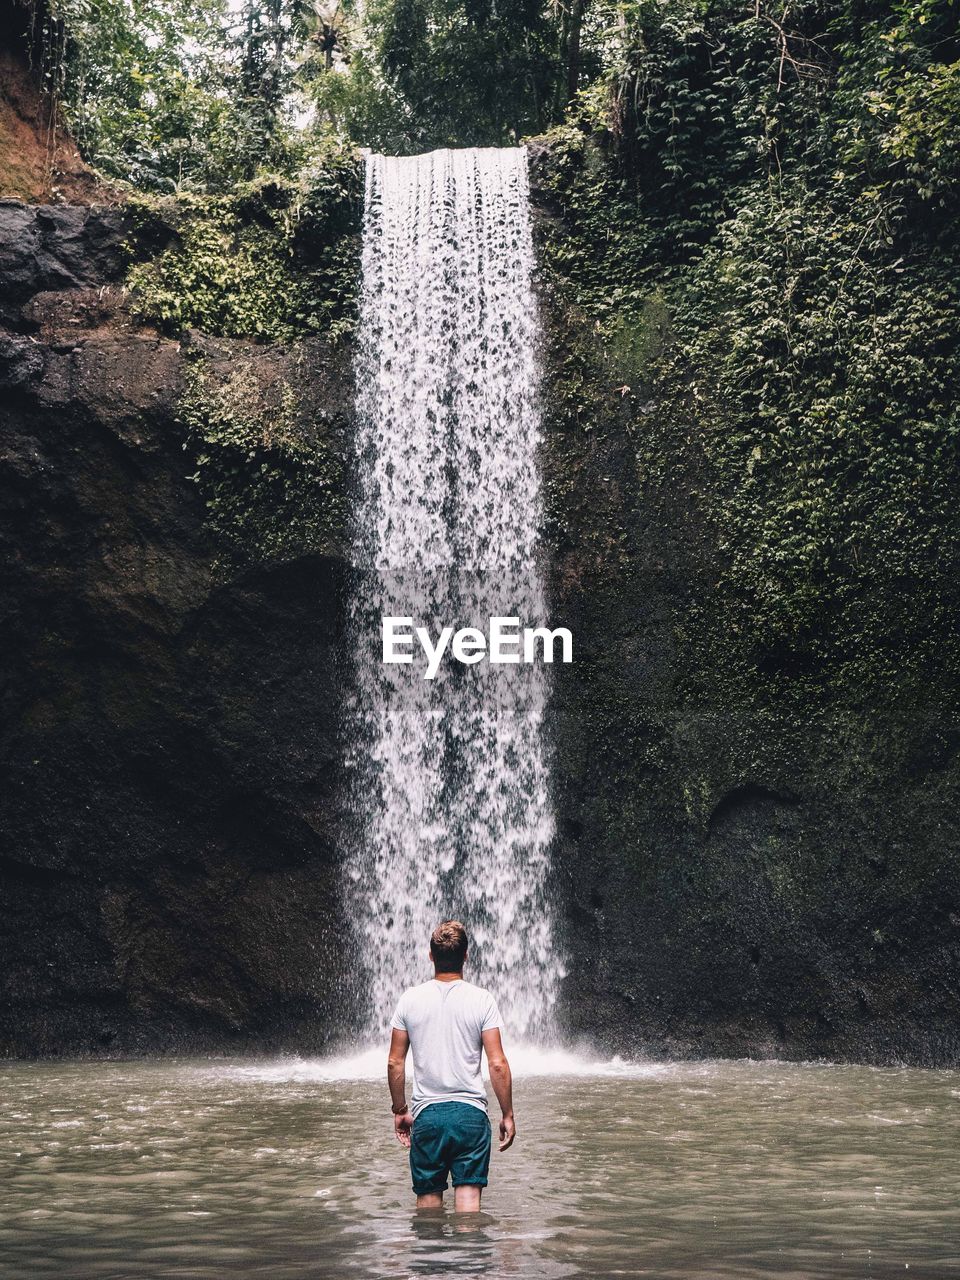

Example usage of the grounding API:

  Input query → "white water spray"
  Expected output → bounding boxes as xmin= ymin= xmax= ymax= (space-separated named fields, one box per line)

xmin=347 ymin=147 xmax=562 ymax=1039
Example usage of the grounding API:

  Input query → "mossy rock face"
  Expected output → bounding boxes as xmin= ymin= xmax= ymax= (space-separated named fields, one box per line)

xmin=115 ymin=153 xmax=363 ymax=578
xmin=178 ymin=334 xmax=353 ymax=574
xmin=124 ymin=148 xmax=364 ymax=344
xmin=532 ymin=136 xmax=960 ymax=1067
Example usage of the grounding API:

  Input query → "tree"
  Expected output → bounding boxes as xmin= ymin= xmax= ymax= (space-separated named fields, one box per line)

xmin=308 ymin=0 xmax=565 ymax=152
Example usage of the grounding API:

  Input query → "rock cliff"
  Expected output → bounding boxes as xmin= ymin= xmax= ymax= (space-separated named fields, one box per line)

xmin=1 ymin=178 xmax=957 ymax=1065
xmin=0 ymin=201 xmax=354 ymax=1055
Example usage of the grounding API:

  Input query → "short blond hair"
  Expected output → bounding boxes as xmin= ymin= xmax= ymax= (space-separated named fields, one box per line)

xmin=430 ymin=920 xmax=468 ymax=972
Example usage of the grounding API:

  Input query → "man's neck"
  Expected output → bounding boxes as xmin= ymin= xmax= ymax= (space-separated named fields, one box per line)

xmin=433 ymin=971 xmax=463 ymax=983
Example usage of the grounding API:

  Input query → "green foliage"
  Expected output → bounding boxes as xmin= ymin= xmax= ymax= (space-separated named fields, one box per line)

xmin=52 ymin=0 xmax=305 ymax=192
xmin=126 ymin=146 xmax=363 ymax=341
xmin=49 ymin=0 xmax=594 ymax=183
xmin=540 ymin=0 xmax=960 ymax=786
xmin=608 ymin=0 xmax=835 ymax=253
xmin=532 ymin=111 xmax=653 ymax=319
xmin=307 ymin=36 xmax=410 ymax=149
xmin=180 ymin=354 xmax=346 ymax=568
xmin=872 ymin=57 xmax=960 ymax=203
xmin=834 ymin=0 xmax=960 ymax=215
xmin=309 ymin=0 xmax=565 ymax=152
xmin=677 ymin=182 xmax=960 ymax=692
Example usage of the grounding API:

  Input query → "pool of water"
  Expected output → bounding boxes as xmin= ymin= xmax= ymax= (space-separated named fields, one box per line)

xmin=2 ymin=1048 xmax=958 ymax=1278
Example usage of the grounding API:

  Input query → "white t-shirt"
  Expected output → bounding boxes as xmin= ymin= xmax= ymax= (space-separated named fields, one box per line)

xmin=391 ymin=978 xmax=503 ymax=1118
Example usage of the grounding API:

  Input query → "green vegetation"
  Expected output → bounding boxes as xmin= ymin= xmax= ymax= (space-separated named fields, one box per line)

xmin=40 ymin=0 xmax=599 ymax=182
xmin=535 ymin=0 xmax=960 ymax=780
xmin=116 ymin=143 xmax=361 ymax=567
xmin=125 ymin=147 xmax=362 ymax=341
xmin=180 ymin=351 xmax=347 ymax=569
xmin=307 ymin=0 xmax=571 ymax=152
xmin=25 ymin=0 xmax=960 ymax=747
xmin=45 ymin=0 xmax=314 ymax=192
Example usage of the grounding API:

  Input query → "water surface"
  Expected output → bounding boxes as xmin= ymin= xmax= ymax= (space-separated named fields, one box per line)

xmin=2 ymin=1050 xmax=958 ymax=1278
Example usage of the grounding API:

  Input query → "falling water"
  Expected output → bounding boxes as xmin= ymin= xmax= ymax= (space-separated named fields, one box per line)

xmin=346 ymin=147 xmax=561 ymax=1039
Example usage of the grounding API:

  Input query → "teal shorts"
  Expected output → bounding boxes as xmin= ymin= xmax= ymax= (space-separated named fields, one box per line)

xmin=409 ymin=1101 xmax=492 ymax=1194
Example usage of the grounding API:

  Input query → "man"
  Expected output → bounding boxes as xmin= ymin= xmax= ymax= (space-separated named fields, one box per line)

xmin=387 ymin=919 xmax=516 ymax=1211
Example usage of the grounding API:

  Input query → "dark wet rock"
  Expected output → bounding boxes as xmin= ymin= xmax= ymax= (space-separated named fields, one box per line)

xmin=0 ymin=331 xmax=42 ymax=384
xmin=0 ymin=202 xmax=131 ymax=328
xmin=0 ymin=203 xmax=353 ymax=1057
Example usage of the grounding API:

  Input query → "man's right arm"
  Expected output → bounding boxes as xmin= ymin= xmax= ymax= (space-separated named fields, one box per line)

xmin=387 ymin=1027 xmax=413 ymax=1147
xmin=481 ymin=1027 xmax=516 ymax=1151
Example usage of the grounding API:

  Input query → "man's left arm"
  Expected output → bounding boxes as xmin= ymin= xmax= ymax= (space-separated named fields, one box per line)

xmin=387 ymin=1027 xmax=413 ymax=1147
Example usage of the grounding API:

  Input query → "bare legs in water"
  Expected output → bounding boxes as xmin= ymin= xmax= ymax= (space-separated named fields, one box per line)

xmin=416 ymin=1185 xmax=482 ymax=1212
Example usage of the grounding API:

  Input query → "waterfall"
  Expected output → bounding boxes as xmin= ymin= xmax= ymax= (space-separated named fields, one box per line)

xmin=347 ymin=147 xmax=561 ymax=1040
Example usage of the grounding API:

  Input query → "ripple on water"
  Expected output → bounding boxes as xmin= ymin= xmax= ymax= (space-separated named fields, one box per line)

xmin=0 ymin=1055 xmax=959 ymax=1280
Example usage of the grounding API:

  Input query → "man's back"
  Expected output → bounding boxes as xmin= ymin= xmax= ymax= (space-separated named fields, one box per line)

xmin=387 ymin=922 xmax=515 ymax=1211
xmin=391 ymin=978 xmax=501 ymax=1118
